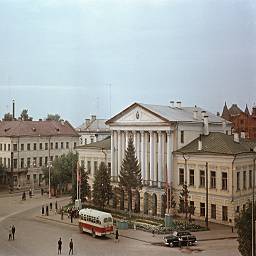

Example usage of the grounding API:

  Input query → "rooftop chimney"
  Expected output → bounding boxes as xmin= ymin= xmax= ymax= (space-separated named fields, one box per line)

xmin=198 ymin=135 xmax=202 ymax=150
xmin=12 ymin=99 xmax=15 ymax=120
xmin=240 ymin=131 xmax=246 ymax=139
xmin=91 ymin=115 xmax=96 ymax=122
xmin=233 ymin=132 xmax=239 ymax=143
xmin=193 ymin=106 xmax=198 ymax=119
xmin=176 ymin=101 xmax=181 ymax=108
xmin=203 ymin=115 xmax=209 ymax=135
xmin=170 ymin=101 xmax=175 ymax=107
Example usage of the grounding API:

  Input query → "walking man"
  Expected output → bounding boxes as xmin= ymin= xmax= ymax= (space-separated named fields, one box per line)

xmin=8 ymin=226 xmax=12 ymax=240
xmin=57 ymin=237 xmax=62 ymax=254
xmin=69 ymin=238 xmax=73 ymax=255
xmin=11 ymin=225 xmax=15 ymax=240
xmin=46 ymin=205 xmax=49 ymax=216
xmin=115 ymin=228 xmax=119 ymax=242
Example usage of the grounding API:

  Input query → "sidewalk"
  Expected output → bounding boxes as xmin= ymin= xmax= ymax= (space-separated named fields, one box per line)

xmin=36 ymin=211 xmax=238 ymax=244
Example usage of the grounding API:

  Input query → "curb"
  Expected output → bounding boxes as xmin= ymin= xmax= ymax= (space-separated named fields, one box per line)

xmin=198 ymin=236 xmax=238 ymax=242
xmin=36 ymin=215 xmax=78 ymax=227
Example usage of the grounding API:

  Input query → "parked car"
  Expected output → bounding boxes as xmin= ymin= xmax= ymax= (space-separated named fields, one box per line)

xmin=163 ymin=231 xmax=197 ymax=247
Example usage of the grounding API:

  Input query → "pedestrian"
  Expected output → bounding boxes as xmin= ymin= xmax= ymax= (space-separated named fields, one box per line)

xmin=152 ymin=229 xmax=155 ymax=237
xmin=41 ymin=188 xmax=44 ymax=196
xmin=42 ymin=205 xmax=45 ymax=215
xmin=55 ymin=201 xmax=58 ymax=211
xmin=70 ymin=211 xmax=73 ymax=223
xmin=50 ymin=202 xmax=52 ymax=211
xmin=11 ymin=225 xmax=15 ymax=240
xmin=57 ymin=237 xmax=62 ymax=254
xmin=8 ymin=226 xmax=12 ymax=240
xmin=29 ymin=188 xmax=32 ymax=198
xmin=115 ymin=228 xmax=119 ymax=242
xmin=69 ymin=238 xmax=73 ymax=255
xmin=46 ymin=205 xmax=49 ymax=216
xmin=61 ymin=208 xmax=64 ymax=220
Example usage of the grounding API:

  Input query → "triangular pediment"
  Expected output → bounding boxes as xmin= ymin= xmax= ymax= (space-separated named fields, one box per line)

xmin=106 ymin=103 xmax=169 ymax=124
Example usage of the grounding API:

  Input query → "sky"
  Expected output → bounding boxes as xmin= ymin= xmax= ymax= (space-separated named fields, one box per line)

xmin=0 ymin=0 xmax=255 ymax=127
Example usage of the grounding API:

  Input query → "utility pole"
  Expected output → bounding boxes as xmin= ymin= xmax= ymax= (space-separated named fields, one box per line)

xmin=205 ymin=162 xmax=209 ymax=229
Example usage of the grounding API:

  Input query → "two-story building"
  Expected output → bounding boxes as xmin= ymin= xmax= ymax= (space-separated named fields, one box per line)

xmin=0 ymin=120 xmax=79 ymax=189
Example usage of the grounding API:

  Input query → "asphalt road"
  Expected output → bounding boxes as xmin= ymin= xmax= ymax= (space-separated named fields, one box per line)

xmin=0 ymin=193 xmax=241 ymax=256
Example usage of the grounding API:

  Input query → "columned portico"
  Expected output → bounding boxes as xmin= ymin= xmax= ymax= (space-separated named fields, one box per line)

xmin=140 ymin=131 xmax=145 ymax=181
xmin=158 ymin=131 xmax=163 ymax=188
xmin=149 ymin=131 xmax=155 ymax=186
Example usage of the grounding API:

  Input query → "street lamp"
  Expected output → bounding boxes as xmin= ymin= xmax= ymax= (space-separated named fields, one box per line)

xmin=47 ymin=161 xmax=52 ymax=199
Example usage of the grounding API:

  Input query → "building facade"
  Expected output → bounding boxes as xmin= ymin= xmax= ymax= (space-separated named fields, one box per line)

xmin=0 ymin=120 xmax=79 ymax=189
xmin=76 ymin=115 xmax=110 ymax=145
xmin=175 ymin=132 xmax=256 ymax=225
xmin=105 ymin=102 xmax=232 ymax=217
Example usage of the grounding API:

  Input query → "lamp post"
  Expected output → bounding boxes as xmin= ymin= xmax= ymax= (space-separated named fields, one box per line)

xmin=47 ymin=161 xmax=52 ymax=199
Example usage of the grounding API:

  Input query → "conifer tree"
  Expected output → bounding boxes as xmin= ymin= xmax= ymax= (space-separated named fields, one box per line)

xmin=92 ymin=162 xmax=112 ymax=208
xmin=119 ymin=137 xmax=142 ymax=212
xmin=179 ymin=184 xmax=189 ymax=219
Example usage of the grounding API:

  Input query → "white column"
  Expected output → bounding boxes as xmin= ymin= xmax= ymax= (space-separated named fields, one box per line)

xmin=125 ymin=131 xmax=129 ymax=151
xmin=111 ymin=131 xmax=115 ymax=179
xmin=154 ymin=132 xmax=158 ymax=186
xmin=141 ymin=131 xmax=145 ymax=182
xmin=117 ymin=130 xmax=122 ymax=178
xmin=150 ymin=131 xmax=154 ymax=186
xmin=136 ymin=131 xmax=140 ymax=162
xmin=133 ymin=131 xmax=137 ymax=156
xmin=121 ymin=131 xmax=125 ymax=160
xmin=114 ymin=130 xmax=118 ymax=180
xmin=162 ymin=132 xmax=166 ymax=183
xmin=166 ymin=131 xmax=173 ymax=186
xmin=145 ymin=132 xmax=148 ymax=184
xmin=158 ymin=131 xmax=162 ymax=188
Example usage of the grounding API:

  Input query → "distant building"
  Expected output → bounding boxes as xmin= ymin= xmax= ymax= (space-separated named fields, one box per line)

xmin=76 ymin=137 xmax=111 ymax=187
xmin=76 ymin=115 xmax=110 ymax=145
xmin=221 ymin=102 xmax=256 ymax=139
xmin=0 ymin=120 xmax=79 ymax=189
xmin=175 ymin=132 xmax=256 ymax=225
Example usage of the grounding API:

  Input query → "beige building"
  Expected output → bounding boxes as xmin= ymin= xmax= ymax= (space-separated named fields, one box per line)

xmin=76 ymin=137 xmax=111 ymax=187
xmin=174 ymin=132 xmax=256 ymax=226
xmin=76 ymin=115 xmax=110 ymax=145
xmin=0 ymin=120 xmax=79 ymax=189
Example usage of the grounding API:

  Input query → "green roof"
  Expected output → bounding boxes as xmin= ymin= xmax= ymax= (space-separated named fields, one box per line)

xmin=176 ymin=132 xmax=254 ymax=155
xmin=76 ymin=136 xmax=111 ymax=150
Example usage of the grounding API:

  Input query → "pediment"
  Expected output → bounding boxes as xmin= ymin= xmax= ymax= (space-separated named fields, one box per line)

xmin=115 ymin=106 xmax=166 ymax=124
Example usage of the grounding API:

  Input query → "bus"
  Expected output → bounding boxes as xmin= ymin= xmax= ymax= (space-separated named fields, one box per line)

xmin=78 ymin=208 xmax=114 ymax=237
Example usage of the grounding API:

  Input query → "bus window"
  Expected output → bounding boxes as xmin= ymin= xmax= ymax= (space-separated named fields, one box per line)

xmin=108 ymin=217 xmax=112 ymax=222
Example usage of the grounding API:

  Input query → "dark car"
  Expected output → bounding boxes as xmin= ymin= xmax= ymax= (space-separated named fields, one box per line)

xmin=163 ymin=231 xmax=197 ymax=247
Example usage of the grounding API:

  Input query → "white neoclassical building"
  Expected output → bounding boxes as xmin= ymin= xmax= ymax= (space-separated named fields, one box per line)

xmin=106 ymin=102 xmax=231 ymax=189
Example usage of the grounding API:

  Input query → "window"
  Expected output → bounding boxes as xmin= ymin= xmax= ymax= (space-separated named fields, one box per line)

xmin=66 ymin=142 xmax=69 ymax=149
xmin=45 ymin=157 xmax=48 ymax=166
xmin=61 ymin=142 xmax=64 ymax=149
xmin=50 ymin=156 xmax=53 ymax=162
xmin=27 ymin=158 xmax=31 ymax=167
xmin=179 ymin=168 xmax=184 ymax=185
xmin=4 ymin=144 xmax=6 ymax=151
xmin=211 ymin=204 xmax=216 ymax=219
xmin=181 ymin=130 xmax=184 ymax=143
xmin=200 ymin=170 xmax=205 ymax=187
xmin=33 ymin=174 xmax=37 ymax=183
xmin=84 ymin=138 xmax=87 ymax=144
xmin=222 ymin=172 xmax=227 ymax=190
xmin=8 ymin=158 xmax=10 ymax=168
xmin=0 ymin=144 xmax=2 ymax=150
xmin=4 ymin=158 xmax=6 ymax=167
xmin=13 ymin=159 xmax=17 ymax=169
xmin=236 ymin=206 xmax=240 ymax=213
xmin=87 ymin=161 xmax=91 ymax=174
xmin=50 ymin=143 xmax=53 ymax=149
xmin=21 ymin=144 xmax=24 ymax=151
xmin=189 ymin=169 xmax=194 ymax=186
xmin=33 ymin=157 xmax=37 ymax=167
xmin=39 ymin=143 xmax=43 ymax=150
xmin=55 ymin=142 xmax=58 ymax=149
xmin=94 ymin=161 xmax=98 ymax=172
xmin=249 ymin=170 xmax=252 ymax=188
xmin=222 ymin=206 xmax=228 ymax=221
xmin=8 ymin=144 xmax=10 ymax=151
xmin=45 ymin=143 xmax=48 ymax=150
xmin=237 ymin=172 xmax=240 ymax=191
xmin=210 ymin=171 xmax=216 ymax=189
xmin=108 ymin=162 xmax=111 ymax=169
xmin=13 ymin=144 xmax=17 ymax=151
xmin=74 ymin=142 xmax=77 ymax=148
xmin=190 ymin=201 xmax=195 ymax=215
xmin=27 ymin=175 xmax=30 ymax=182
xmin=200 ymin=203 xmax=205 ymax=217
xmin=27 ymin=143 xmax=30 ymax=151
xmin=33 ymin=143 xmax=37 ymax=150
xmin=39 ymin=157 xmax=43 ymax=167
xmin=21 ymin=158 xmax=24 ymax=168
xmin=91 ymin=138 xmax=94 ymax=143
xmin=243 ymin=171 xmax=246 ymax=190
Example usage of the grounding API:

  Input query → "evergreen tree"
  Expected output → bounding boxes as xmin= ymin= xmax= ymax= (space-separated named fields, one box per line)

xmin=92 ymin=162 xmax=112 ymax=208
xmin=119 ymin=137 xmax=142 ymax=212
xmin=2 ymin=113 xmax=13 ymax=121
xmin=179 ymin=184 xmax=189 ymax=219
xmin=72 ymin=165 xmax=91 ymax=202
xmin=235 ymin=201 xmax=253 ymax=256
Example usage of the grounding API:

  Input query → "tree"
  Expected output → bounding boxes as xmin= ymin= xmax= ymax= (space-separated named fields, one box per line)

xmin=235 ymin=201 xmax=253 ymax=256
xmin=119 ymin=137 xmax=142 ymax=212
xmin=46 ymin=114 xmax=61 ymax=121
xmin=20 ymin=109 xmax=32 ymax=121
xmin=92 ymin=162 xmax=112 ymax=208
xmin=179 ymin=184 xmax=190 ymax=219
xmin=0 ymin=164 xmax=7 ymax=184
xmin=3 ymin=113 xmax=13 ymax=121
xmin=43 ymin=152 xmax=77 ymax=196
xmin=72 ymin=164 xmax=91 ymax=203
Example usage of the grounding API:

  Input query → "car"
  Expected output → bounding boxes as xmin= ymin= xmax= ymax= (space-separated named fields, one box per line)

xmin=163 ymin=231 xmax=197 ymax=247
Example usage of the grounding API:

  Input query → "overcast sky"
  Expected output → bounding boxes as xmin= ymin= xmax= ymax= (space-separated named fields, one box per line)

xmin=0 ymin=0 xmax=255 ymax=126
